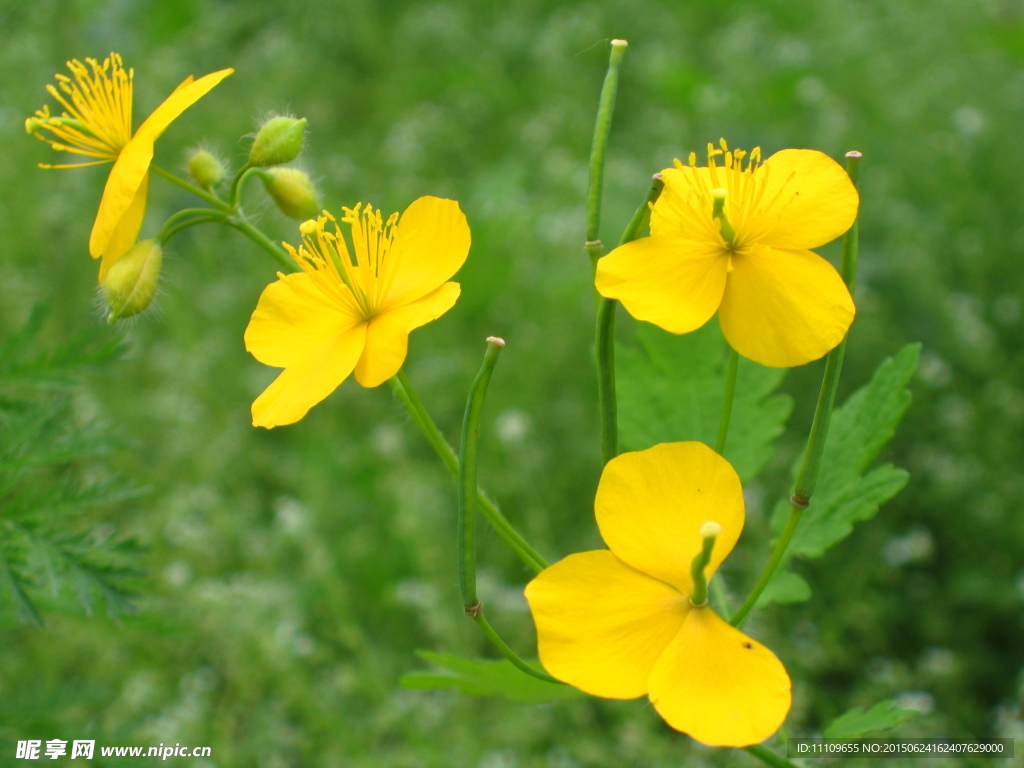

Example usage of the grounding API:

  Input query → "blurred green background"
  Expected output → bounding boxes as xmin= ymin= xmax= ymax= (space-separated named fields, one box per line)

xmin=2 ymin=0 xmax=1023 ymax=765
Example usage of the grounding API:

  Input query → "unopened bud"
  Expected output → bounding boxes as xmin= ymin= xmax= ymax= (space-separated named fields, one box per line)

xmin=249 ymin=115 xmax=307 ymax=167
xmin=102 ymin=240 xmax=162 ymax=322
xmin=187 ymin=149 xmax=227 ymax=189
xmin=261 ymin=168 xmax=321 ymax=220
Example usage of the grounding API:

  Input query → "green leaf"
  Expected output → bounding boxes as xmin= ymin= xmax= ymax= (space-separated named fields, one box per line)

xmin=824 ymin=700 xmax=920 ymax=738
xmin=760 ymin=345 xmax=919 ymax=608
xmin=617 ymin=322 xmax=792 ymax=482
xmin=400 ymin=651 xmax=584 ymax=704
xmin=776 ymin=344 xmax=920 ymax=558
xmin=756 ymin=570 xmax=811 ymax=607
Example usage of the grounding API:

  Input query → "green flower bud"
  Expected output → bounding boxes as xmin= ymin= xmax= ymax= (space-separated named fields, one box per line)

xmin=249 ymin=115 xmax=307 ymax=167
xmin=102 ymin=240 xmax=162 ymax=323
xmin=261 ymin=168 xmax=321 ymax=220
xmin=187 ymin=149 xmax=227 ymax=188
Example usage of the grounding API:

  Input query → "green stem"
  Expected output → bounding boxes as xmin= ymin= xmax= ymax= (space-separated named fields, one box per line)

xmin=471 ymin=613 xmax=561 ymax=684
xmin=387 ymin=371 xmax=548 ymax=574
xmin=730 ymin=151 xmax=862 ymax=629
xmin=152 ymin=164 xmax=293 ymax=272
xmin=715 ymin=347 xmax=740 ymax=455
xmin=151 ymin=164 xmax=231 ymax=212
xmin=743 ymin=744 xmax=800 ymax=768
xmin=156 ymin=207 xmax=226 ymax=243
xmin=585 ymin=38 xmax=628 ymax=271
xmin=596 ymin=174 xmax=665 ymax=465
xmin=228 ymin=161 xmax=255 ymax=207
xmin=158 ymin=215 xmax=225 ymax=244
xmin=224 ymin=216 xmax=295 ymax=272
xmin=459 ymin=338 xmax=505 ymax=609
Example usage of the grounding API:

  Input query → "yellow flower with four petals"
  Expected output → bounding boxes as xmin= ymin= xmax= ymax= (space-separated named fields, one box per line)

xmin=26 ymin=53 xmax=233 ymax=278
xmin=525 ymin=441 xmax=791 ymax=747
xmin=596 ymin=140 xmax=857 ymax=367
xmin=244 ymin=196 xmax=471 ymax=428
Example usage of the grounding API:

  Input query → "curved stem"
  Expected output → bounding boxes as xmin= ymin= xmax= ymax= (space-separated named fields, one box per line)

xmin=459 ymin=338 xmax=505 ymax=609
xmin=223 ymin=216 xmax=295 ymax=272
xmin=584 ymin=39 xmax=628 ymax=270
xmin=730 ymin=151 xmax=862 ymax=628
xmin=228 ymin=161 xmax=255 ymax=207
xmin=387 ymin=371 xmax=548 ymax=573
xmin=150 ymin=164 xmax=230 ymax=212
xmin=743 ymin=744 xmax=800 ymax=768
xmin=158 ymin=214 xmax=225 ymax=245
xmin=596 ymin=174 xmax=665 ymax=465
xmin=715 ymin=347 xmax=739 ymax=455
xmin=471 ymin=613 xmax=561 ymax=684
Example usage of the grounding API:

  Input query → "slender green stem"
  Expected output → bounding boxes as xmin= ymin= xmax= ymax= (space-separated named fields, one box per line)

xmin=596 ymin=174 xmax=665 ymax=465
xmin=730 ymin=151 xmax=862 ymax=628
xmin=153 ymin=164 xmax=293 ymax=272
xmin=743 ymin=744 xmax=800 ymax=768
xmin=715 ymin=347 xmax=740 ymax=455
xmin=228 ymin=161 xmax=255 ymax=207
xmin=224 ymin=217 xmax=294 ymax=272
xmin=584 ymin=38 xmax=628 ymax=270
xmin=387 ymin=371 xmax=548 ymax=573
xmin=471 ymin=613 xmax=561 ymax=684
xmin=158 ymin=215 xmax=225 ymax=244
xmin=458 ymin=338 xmax=505 ymax=609
xmin=151 ymin=164 xmax=231 ymax=212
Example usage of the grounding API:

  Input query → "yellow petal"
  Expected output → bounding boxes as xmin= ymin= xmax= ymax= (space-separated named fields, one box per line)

xmin=97 ymin=172 xmax=148 ymax=282
xmin=751 ymin=149 xmax=858 ymax=250
xmin=353 ymin=282 xmax=461 ymax=388
xmin=245 ymin=272 xmax=362 ymax=368
xmin=251 ymin=323 xmax=367 ymax=429
xmin=378 ymin=196 xmax=470 ymax=311
xmin=89 ymin=68 xmax=233 ymax=258
xmin=719 ymin=246 xmax=854 ymax=367
xmin=650 ymin=166 xmax=718 ymax=241
xmin=595 ymin=236 xmax=728 ymax=335
xmin=648 ymin=607 xmax=792 ymax=747
xmin=524 ymin=550 xmax=688 ymax=699
xmin=595 ymin=442 xmax=744 ymax=594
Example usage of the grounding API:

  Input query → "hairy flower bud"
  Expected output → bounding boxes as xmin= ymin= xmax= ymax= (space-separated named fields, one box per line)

xmin=102 ymin=240 xmax=162 ymax=322
xmin=187 ymin=149 xmax=226 ymax=188
xmin=261 ymin=168 xmax=321 ymax=220
xmin=249 ymin=116 xmax=307 ymax=167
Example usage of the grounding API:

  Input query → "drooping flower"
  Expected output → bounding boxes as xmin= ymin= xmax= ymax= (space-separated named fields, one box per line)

xmin=524 ymin=441 xmax=791 ymax=747
xmin=596 ymin=140 xmax=858 ymax=367
xmin=26 ymin=54 xmax=233 ymax=278
xmin=245 ymin=196 xmax=470 ymax=428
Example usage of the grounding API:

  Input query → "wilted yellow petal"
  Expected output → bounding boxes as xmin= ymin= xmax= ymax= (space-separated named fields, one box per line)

xmin=377 ymin=196 xmax=470 ymax=311
xmin=595 ymin=442 xmax=744 ymax=594
xmin=251 ymin=323 xmax=367 ymax=429
xmin=751 ymin=149 xmax=858 ymax=250
xmin=89 ymin=68 xmax=233 ymax=258
xmin=97 ymin=172 xmax=148 ymax=280
xmin=245 ymin=272 xmax=364 ymax=368
xmin=595 ymin=237 xmax=728 ymax=335
xmin=525 ymin=550 xmax=688 ymax=699
xmin=353 ymin=282 xmax=461 ymax=388
xmin=648 ymin=607 xmax=791 ymax=747
xmin=719 ymin=246 xmax=854 ymax=367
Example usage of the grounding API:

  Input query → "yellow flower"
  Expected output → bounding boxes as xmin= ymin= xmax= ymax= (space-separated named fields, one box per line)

xmin=27 ymin=54 xmax=233 ymax=278
xmin=596 ymin=140 xmax=858 ymax=367
xmin=244 ymin=196 xmax=471 ymax=428
xmin=524 ymin=442 xmax=791 ymax=747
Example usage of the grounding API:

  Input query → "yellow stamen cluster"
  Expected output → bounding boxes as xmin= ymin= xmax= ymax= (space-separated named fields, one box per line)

xmin=26 ymin=54 xmax=134 ymax=168
xmin=286 ymin=204 xmax=402 ymax=320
